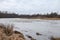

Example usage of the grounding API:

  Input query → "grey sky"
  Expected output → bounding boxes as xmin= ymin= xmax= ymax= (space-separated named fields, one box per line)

xmin=0 ymin=0 xmax=60 ymax=14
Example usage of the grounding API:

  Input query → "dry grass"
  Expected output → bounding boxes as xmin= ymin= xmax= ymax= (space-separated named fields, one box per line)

xmin=54 ymin=38 xmax=60 ymax=40
xmin=0 ymin=24 xmax=25 ymax=40
xmin=4 ymin=25 xmax=14 ymax=36
xmin=50 ymin=36 xmax=60 ymax=40
xmin=27 ymin=18 xmax=60 ymax=20
xmin=40 ymin=18 xmax=60 ymax=20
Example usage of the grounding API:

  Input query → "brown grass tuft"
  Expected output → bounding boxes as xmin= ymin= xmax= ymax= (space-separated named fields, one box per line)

xmin=50 ymin=36 xmax=60 ymax=40
xmin=0 ymin=24 xmax=25 ymax=40
xmin=4 ymin=25 xmax=14 ymax=36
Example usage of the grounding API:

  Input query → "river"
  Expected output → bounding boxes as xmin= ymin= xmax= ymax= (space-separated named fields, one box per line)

xmin=0 ymin=18 xmax=60 ymax=40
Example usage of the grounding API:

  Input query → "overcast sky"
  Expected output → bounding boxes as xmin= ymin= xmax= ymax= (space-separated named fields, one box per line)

xmin=0 ymin=0 xmax=60 ymax=14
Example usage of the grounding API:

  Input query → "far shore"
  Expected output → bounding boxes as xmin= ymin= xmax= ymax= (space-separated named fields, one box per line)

xmin=39 ymin=18 xmax=60 ymax=20
xmin=0 ymin=18 xmax=60 ymax=20
xmin=25 ymin=18 xmax=60 ymax=20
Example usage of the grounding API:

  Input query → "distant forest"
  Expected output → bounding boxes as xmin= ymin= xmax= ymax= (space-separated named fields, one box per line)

xmin=0 ymin=11 xmax=60 ymax=18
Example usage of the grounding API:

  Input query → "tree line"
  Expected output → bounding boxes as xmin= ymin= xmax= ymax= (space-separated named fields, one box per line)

xmin=0 ymin=11 xmax=60 ymax=18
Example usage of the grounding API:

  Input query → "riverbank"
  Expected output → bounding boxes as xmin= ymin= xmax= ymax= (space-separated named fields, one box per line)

xmin=0 ymin=24 xmax=25 ymax=40
xmin=0 ymin=18 xmax=60 ymax=20
xmin=25 ymin=18 xmax=60 ymax=20
xmin=39 ymin=18 xmax=60 ymax=20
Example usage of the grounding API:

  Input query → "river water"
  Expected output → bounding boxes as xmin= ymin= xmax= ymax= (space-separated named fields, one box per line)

xmin=0 ymin=18 xmax=60 ymax=40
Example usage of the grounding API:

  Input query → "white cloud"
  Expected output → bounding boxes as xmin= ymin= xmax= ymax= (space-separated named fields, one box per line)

xmin=0 ymin=0 xmax=60 ymax=14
